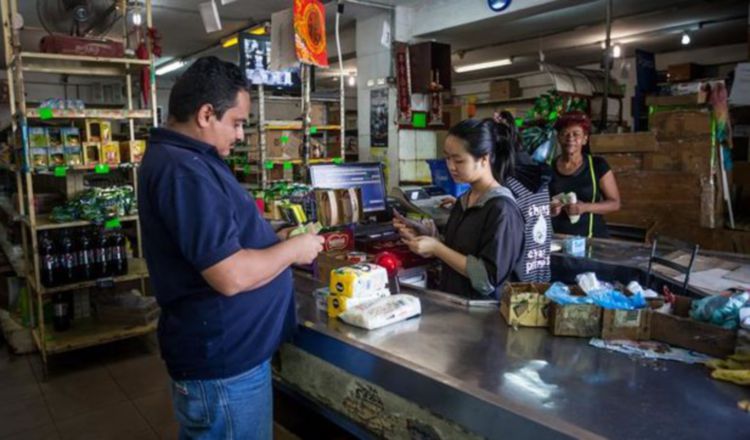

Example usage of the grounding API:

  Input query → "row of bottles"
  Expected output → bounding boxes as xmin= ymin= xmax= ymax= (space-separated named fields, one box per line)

xmin=39 ymin=227 xmax=129 ymax=288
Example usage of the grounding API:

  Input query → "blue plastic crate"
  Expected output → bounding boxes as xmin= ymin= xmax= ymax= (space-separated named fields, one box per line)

xmin=426 ymin=159 xmax=470 ymax=197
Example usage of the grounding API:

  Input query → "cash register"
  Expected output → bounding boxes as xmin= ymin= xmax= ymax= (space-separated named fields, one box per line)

xmin=391 ymin=185 xmax=452 ymax=227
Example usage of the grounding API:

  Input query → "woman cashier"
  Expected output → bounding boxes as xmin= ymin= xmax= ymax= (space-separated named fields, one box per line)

xmin=394 ymin=119 xmax=524 ymax=299
xmin=550 ymin=112 xmax=621 ymax=238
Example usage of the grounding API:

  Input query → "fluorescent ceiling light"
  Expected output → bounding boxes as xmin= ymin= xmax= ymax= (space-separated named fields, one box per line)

xmin=199 ymin=1 xmax=222 ymax=33
xmin=454 ymin=58 xmax=512 ymax=73
xmin=681 ymin=32 xmax=691 ymax=45
xmin=348 ymin=75 xmax=356 ymax=87
xmin=155 ymin=60 xmax=185 ymax=76
xmin=612 ymin=44 xmax=622 ymax=58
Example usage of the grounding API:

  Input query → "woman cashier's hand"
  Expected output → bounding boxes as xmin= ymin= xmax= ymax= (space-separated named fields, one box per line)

xmin=404 ymin=236 xmax=440 ymax=258
xmin=550 ymin=199 xmax=563 ymax=217
xmin=564 ymin=202 xmax=589 ymax=216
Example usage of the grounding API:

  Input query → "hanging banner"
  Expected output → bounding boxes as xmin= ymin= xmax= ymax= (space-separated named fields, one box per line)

xmin=371 ymin=89 xmax=389 ymax=148
xmin=294 ymin=0 xmax=329 ymax=68
xmin=393 ymin=42 xmax=411 ymax=124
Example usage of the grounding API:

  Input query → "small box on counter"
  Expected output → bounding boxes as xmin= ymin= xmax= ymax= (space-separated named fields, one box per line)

xmin=83 ymin=142 xmax=101 ymax=165
xmin=101 ymin=142 xmax=121 ymax=165
xmin=120 ymin=140 xmax=146 ymax=163
xmin=315 ymin=250 xmax=350 ymax=285
xmin=650 ymin=295 xmax=737 ymax=358
xmin=549 ymin=287 xmax=602 ymax=338
xmin=320 ymin=227 xmax=355 ymax=252
xmin=500 ymin=283 xmax=551 ymax=328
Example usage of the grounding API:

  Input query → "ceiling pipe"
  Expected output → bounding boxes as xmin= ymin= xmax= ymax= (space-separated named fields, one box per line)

xmin=343 ymin=0 xmax=395 ymax=11
xmin=600 ymin=0 xmax=612 ymax=132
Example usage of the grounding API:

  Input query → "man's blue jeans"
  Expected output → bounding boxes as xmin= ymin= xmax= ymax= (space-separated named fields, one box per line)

xmin=170 ymin=360 xmax=272 ymax=440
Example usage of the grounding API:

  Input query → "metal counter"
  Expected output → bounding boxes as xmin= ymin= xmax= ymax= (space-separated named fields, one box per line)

xmin=282 ymin=273 xmax=750 ymax=440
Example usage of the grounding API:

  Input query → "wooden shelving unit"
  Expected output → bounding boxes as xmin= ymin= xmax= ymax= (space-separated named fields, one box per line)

xmin=1 ymin=0 xmax=158 ymax=368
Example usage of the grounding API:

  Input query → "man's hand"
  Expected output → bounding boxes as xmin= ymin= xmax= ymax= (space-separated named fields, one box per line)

xmin=289 ymin=233 xmax=325 ymax=265
xmin=276 ymin=226 xmax=297 ymax=241
xmin=439 ymin=196 xmax=456 ymax=209
xmin=404 ymin=236 xmax=440 ymax=258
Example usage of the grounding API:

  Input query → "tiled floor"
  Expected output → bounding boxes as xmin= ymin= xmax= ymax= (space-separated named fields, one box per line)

xmin=0 ymin=335 xmax=179 ymax=440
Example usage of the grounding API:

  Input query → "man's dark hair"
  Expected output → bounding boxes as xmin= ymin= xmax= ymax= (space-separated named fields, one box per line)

xmin=168 ymin=56 xmax=249 ymax=123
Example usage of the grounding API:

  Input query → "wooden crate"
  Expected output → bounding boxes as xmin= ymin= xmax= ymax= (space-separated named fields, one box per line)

xmin=650 ymin=295 xmax=737 ymax=358
xmin=500 ymin=283 xmax=550 ymax=328
xmin=549 ymin=302 xmax=602 ymax=337
xmin=590 ymin=132 xmax=657 ymax=154
xmin=601 ymin=308 xmax=651 ymax=340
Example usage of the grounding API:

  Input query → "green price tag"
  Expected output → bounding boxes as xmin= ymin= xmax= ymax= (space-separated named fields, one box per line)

xmin=104 ymin=218 xmax=121 ymax=229
xmin=39 ymin=107 xmax=54 ymax=120
xmin=283 ymin=161 xmax=293 ymax=170
xmin=514 ymin=117 xmax=524 ymax=127
xmin=264 ymin=161 xmax=274 ymax=170
xmin=310 ymin=126 xmax=318 ymax=134
xmin=95 ymin=163 xmax=110 ymax=174
xmin=280 ymin=135 xmax=290 ymax=145
xmin=53 ymin=166 xmax=67 ymax=177
xmin=243 ymin=164 xmax=251 ymax=175
xmin=332 ymin=157 xmax=343 ymax=164
xmin=412 ymin=112 xmax=427 ymax=128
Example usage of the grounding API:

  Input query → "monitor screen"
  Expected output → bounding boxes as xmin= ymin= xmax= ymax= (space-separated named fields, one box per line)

xmin=238 ymin=34 xmax=301 ymax=92
xmin=309 ymin=163 xmax=387 ymax=214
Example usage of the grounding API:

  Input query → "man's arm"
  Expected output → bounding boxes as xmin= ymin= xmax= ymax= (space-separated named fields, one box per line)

xmin=202 ymin=233 xmax=323 ymax=296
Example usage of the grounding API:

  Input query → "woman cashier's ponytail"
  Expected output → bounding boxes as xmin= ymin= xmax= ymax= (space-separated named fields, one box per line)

xmin=448 ymin=118 xmax=515 ymax=184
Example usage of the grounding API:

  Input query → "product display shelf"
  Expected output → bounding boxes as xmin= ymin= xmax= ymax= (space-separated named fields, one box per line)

xmin=24 ymin=108 xmax=152 ymax=120
xmin=31 ymin=163 xmax=141 ymax=175
xmin=263 ymin=120 xmax=342 ymax=131
xmin=2 ymin=0 xmax=158 ymax=368
xmin=28 ymin=258 xmax=148 ymax=296
xmin=31 ymin=318 xmax=157 ymax=356
xmin=21 ymin=214 xmax=139 ymax=231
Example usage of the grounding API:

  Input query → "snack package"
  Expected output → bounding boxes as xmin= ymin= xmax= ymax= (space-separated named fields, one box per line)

xmin=327 ymin=288 xmax=389 ymax=318
xmin=339 ymin=294 xmax=422 ymax=330
xmin=329 ymin=263 xmax=389 ymax=298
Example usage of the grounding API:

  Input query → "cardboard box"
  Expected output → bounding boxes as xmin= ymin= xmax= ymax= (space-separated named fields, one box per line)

xmin=48 ymin=146 xmax=65 ymax=167
xmin=120 ymin=140 xmax=146 ymax=163
xmin=85 ymin=119 xmax=112 ymax=143
xmin=29 ymin=127 xmax=49 ymax=148
xmin=667 ymin=63 xmax=701 ymax=83
xmin=650 ymin=295 xmax=737 ymax=358
xmin=82 ymin=142 xmax=101 ymax=165
xmin=590 ymin=132 xmax=658 ymax=154
xmin=267 ymin=130 xmax=301 ymax=159
xmin=64 ymin=146 xmax=83 ymax=166
xmin=548 ymin=288 xmax=602 ymax=337
xmin=61 ymin=127 xmax=81 ymax=147
xmin=500 ymin=283 xmax=551 ymax=328
xmin=315 ymin=250 xmax=350 ymax=285
xmin=601 ymin=309 xmax=651 ymax=340
xmin=489 ymin=79 xmax=520 ymax=101
xmin=101 ymin=142 xmax=121 ymax=165
xmin=645 ymin=93 xmax=708 ymax=107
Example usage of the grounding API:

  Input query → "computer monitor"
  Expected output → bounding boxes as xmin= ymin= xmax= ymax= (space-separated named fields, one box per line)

xmin=309 ymin=162 xmax=388 ymax=216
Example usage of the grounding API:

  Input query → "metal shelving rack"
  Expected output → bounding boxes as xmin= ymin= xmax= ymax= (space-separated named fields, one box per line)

xmin=248 ymin=64 xmax=345 ymax=190
xmin=0 ymin=0 xmax=158 ymax=367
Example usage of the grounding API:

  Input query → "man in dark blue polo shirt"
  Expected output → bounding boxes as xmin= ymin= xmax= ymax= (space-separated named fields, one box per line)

xmin=138 ymin=56 xmax=324 ymax=439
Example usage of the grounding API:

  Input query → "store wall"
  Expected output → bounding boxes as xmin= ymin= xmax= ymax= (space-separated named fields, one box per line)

xmin=356 ymin=10 xmax=399 ymax=188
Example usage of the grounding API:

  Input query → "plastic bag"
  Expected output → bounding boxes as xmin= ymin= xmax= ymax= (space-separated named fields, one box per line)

xmin=339 ymin=294 xmax=421 ymax=330
xmin=576 ymin=272 xmax=603 ymax=294
xmin=588 ymin=289 xmax=647 ymax=310
xmin=690 ymin=292 xmax=750 ymax=329
xmin=544 ymin=282 xmax=593 ymax=305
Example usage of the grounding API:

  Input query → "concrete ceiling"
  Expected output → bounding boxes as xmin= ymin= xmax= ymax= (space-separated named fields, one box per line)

xmin=415 ymin=0 xmax=748 ymax=82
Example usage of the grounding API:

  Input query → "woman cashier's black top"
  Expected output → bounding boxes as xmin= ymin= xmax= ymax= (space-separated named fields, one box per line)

xmin=550 ymin=155 xmax=611 ymax=238
xmin=439 ymin=186 xmax=525 ymax=299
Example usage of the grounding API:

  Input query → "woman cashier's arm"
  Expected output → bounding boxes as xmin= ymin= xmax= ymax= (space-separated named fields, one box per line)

xmin=564 ymin=158 xmax=621 ymax=216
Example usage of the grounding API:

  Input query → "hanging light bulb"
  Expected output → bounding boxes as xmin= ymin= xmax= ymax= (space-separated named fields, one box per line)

xmin=348 ymin=74 xmax=356 ymax=87
xmin=612 ymin=44 xmax=622 ymax=58
xmin=600 ymin=41 xmax=607 ymax=50
xmin=681 ymin=32 xmax=691 ymax=45
xmin=131 ymin=10 xmax=142 ymax=26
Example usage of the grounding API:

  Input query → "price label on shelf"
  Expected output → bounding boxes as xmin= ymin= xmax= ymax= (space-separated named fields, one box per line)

xmin=283 ymin=161 xmax=293 ymax=170
xmin=95 ymin=164 xmax=110 ymax=174
xmin=53 ymin=166 xmax=67 ymax=177
xmin=264 ymin=161 xmax=274 ymax=170
xmin=310 ymin=126 xmax=318 ymax=134
xmin=96 ymin=277 xmax=115 ymax=289
xmin=243 ymin=164 xmax=251 ymax=175
xmin=104 ymin=218 xmax=121 ymax=229
xmin=280 ymin=135 xmax=289 ymax=145
xmin=332 ymin=157 xmax=343 ymax=164
xmin=39 ymin=107 xmax=54 ymax=120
